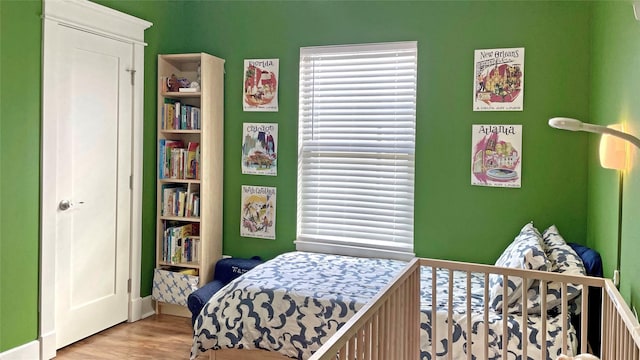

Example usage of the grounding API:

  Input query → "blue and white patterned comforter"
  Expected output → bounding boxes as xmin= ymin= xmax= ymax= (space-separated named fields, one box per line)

xmin=190 ymin=251 xmax=407 ymax=359
xmin=191 ymin=252 xmax=578 ymax=360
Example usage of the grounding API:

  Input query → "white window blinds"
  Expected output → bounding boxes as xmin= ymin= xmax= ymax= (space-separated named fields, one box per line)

xmin=296 ymin=41 xmax=417 ymax=260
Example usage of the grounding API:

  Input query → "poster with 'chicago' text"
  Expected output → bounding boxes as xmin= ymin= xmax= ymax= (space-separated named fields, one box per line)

xmin=243 ymin=59 xmax=279 ymax=112
xmin=471 ymin=124 xmax=522 ymax=188
xmin=474 ymin=48 xmax=524 ymax=111
xmin=240 ymin=185 xmax=276 ymax=240
xmin=242 ymin=123 xmax=278 ymax=176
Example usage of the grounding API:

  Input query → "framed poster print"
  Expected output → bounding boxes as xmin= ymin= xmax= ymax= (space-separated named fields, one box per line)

xmin=473 ymin=48 xmax=524 ymax=111
xmin=471 ymin=124 xmax=522 ymax=188
xmin=241 ymin=122 xmax=278 ymax=176
xmin=243 ymin=59 xmax=279 ymax=112
xmin=240 ymin=185 xmax=276 ymax=240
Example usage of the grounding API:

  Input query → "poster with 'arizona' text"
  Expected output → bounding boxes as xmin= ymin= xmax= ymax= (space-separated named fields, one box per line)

xmin=474 ymin=48 xmax=524 ymax=111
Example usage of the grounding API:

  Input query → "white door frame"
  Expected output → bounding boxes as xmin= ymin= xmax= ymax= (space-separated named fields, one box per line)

xmin=40 ymin=1 xmax=151 ymax=359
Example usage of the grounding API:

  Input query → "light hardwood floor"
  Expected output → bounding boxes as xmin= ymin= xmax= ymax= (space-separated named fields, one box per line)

xmin=55 ymin=314 xmax=193 ymax=359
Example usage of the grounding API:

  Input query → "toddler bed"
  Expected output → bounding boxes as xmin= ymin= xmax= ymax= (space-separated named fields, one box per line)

xmin=190 ymin=251 xmax=409 ymax=359
xmin=191 ymin=223 xmax=640 ymax=360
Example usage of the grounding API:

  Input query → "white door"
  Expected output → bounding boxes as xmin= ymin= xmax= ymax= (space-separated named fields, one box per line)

xmin=54 ymin=25 xmax=133 ymax=349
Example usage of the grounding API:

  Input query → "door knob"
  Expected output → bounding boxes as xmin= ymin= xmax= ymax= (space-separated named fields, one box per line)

xmin=58 ymin=200 xmax=72 ymax=211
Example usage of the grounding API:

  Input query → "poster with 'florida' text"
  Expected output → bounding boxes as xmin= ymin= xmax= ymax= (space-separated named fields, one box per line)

xmin=243 ymin=59 xmax=279 ymax=112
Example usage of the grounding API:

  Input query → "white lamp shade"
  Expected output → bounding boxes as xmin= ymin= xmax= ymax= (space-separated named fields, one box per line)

xmin=599 ymin=124 xmax=627 ymax=170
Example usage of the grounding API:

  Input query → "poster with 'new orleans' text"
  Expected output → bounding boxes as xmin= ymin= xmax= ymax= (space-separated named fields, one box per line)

xmin=474 ymin=48 xmax=524 ymax=111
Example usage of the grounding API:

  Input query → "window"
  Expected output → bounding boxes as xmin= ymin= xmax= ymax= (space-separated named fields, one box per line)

xmin=296 ymin=41 xmax=417 ymax=260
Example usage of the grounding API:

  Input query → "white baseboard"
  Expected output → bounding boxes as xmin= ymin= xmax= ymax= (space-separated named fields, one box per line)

xmin=128 ymin=296 xmax=143 ymax=322
xmin=39 ymin=331 xmax=55 ymax=360
xmin=128 ymin=295 xmax=155 ymax=322
xmin=0 ymin=340 xmax=40 ymax=360
xmin=140 ymin=295 xmax=156 ymax=319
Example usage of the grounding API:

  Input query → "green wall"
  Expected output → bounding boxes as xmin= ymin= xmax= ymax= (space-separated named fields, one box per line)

xmin=1 ymin=0 xmax=598 ymax=354
xmin=0 ymin=0 xmax=42 ymax=351
xmin=182 ymin=1 xmax=592 ymax=263
xmin=589 ymin=1 xmax=640 ymax=313
xmin=99 ymin=0 xmax=596 ymax=299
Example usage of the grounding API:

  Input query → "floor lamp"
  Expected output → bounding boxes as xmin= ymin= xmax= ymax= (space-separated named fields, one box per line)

xmin=549 ymin=117 xmax=638 ymax=286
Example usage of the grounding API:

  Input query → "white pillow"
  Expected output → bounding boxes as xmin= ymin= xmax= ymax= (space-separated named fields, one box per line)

xmin=527 ymin=225 xmax=586 ymax=314
xmin=489 ymin=222 xmax=550 ymax=312
xmin=542 ymin=225 xmax=586 ymax=276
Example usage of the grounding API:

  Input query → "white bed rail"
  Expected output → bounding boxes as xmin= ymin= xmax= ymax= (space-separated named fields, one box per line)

xmin=601 ymin=279 xmax=640 ymax=360
xmin=309 ymin=257 xmax=640 ymax=360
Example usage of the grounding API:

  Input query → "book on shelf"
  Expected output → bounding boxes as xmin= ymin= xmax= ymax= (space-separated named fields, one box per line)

xmin=161 ymin=76 xmax=168 ymax=93
xmin=158 ymin=139 xmax=166 ymax=178
xmin=186 ymin=142 xmax=200 ymax=179
xmin=174 ymin=224 xmax=191 ymax=263
xmin=162 ymin=98 xmax=177 ymax=130
xmin=185 ymin=192 xmax=200 ymax=217
xmin=181 ymin=104 xmax=200 ymax=130
xmin=170 ymin=147 xmax=183 ymax=179
xmin=178 ymin=191 xmax=187 ymax=217
xmin=161 ymin=184 xmax=199 ymax=218
xmin=161 ymin=184 xmax=187 ymax=216
xmin=191 ymin=107 xmax=200 ymax=130
xmin=174 ymin=102 xmax=181 ymax=130
xmin=179 ymin=87 xmax=197 ymax=93
xmin=170 ymin=188 xmax=183 ymax=216
xmin=163 ymin=223 xmax=188 ymax=263
xmin=159 ymin=140 xmax=184 ymax=179
xmin=159 ymin=140 xmax=201 ymax=180
xmin=160 ymin=98 xmax=201 ymax=131
xmin=161 ymin=223 xmax=200 ymax=264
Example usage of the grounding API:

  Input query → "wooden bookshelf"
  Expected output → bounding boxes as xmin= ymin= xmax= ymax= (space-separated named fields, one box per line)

xmin=155 ymin=53 xmax=224 ymax=315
